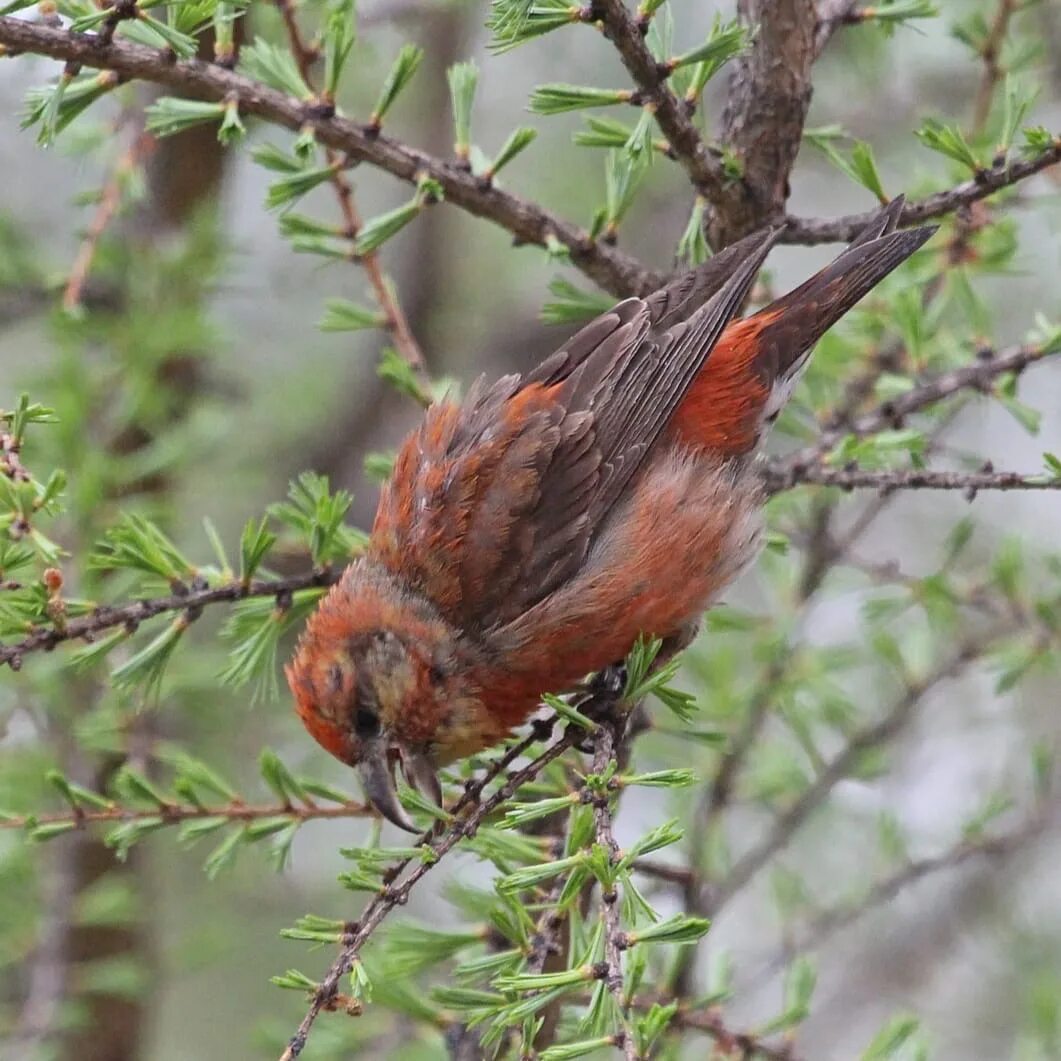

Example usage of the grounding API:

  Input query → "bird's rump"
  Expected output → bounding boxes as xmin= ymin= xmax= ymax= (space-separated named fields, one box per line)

xmin=671 ymin=199 xmax=937 ymax=453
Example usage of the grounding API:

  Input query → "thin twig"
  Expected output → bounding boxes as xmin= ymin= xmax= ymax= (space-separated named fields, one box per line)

xmin=813 ymin=0 xmax=860 ymax=56
xmin=842 ymin=551 xmax=1012 ymax=624
xmin=590 ymin=716 xmax=637 ymax=1060
xmin=559 ymin=992 xmax=804 ymax=1060
xmin=971 ymin=0 xmax=1019 ymax=137
xmin=818 ymin=248 xmax=955 ymax=433
xmin=763 ymin=464 xmax=1061 ymax=496
xmin=701 ymin=655 xmax=789 ymax=842
xmin=660 ymin=1004 xmax=803 ymax=1061
xmin=630 ymin=858 xmax=694 ymax=886
xmin=63 ymin=127 xmax=155 ymax=314
xmin=1 ymin=429 xmax=31 ymax=485
xmin=743 ymin=810 xmax=1048 ymax=989
xmin=0 ymin=795 xmax=372 ymax=831
xmin=272 ymin=0 xmax=424 ymax=370
xmin=672 ymin=535 xmax=832 ymax=995
xmin=708 ymin=635 xmax=1003 ymax=915
xmin=0 ymin=568 xmax=339 ymax=670
xmin=596 ymin=0 xmax=729 ymax=205
xmin=765 ymin=338 xmax=1059 ymax=487
xmin=782 ymin=139 xmax=1061 ymax=244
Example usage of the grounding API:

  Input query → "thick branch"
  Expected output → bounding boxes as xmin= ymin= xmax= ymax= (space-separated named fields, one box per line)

xmin=0 ymin=17 xmax=660 ymax=298
xmin=9 ymin=843 xmax=77 ymax=1054
xmin=710 ymin=0 xmax=818 ymax=244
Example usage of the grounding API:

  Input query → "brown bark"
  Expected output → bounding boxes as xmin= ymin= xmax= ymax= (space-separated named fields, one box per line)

xmin=709 ymin=0 xmax=818 ymax=246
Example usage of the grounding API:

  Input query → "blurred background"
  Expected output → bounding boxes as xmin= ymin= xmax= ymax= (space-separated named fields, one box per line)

xmin=2 ymin=1 xmax=1061 ymax=1058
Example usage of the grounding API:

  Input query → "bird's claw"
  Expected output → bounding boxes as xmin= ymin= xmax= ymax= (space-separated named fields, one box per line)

xmin=581 ymin=663 xmax=628 ymax=719
xmin=565 ymin=664 xmax=631 ymax=752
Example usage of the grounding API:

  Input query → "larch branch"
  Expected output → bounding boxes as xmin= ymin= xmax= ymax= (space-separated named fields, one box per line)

xmin=0 ymin=16 xmax=661 ymax=298
xmin=281 ymin=719 xmax=584 ymax=1059
xmin=708 ymin=637 xmax=1001 ymax=915
xmin=765 ymin=338 xmax=1059 ymax=486
xmin=272 ymin=0 xmax=424 ymax=370
xmin=782 ymin=139 xmax=1061 ymax=244
xmin=596 ymin=0 xmax=730 ymax=205
xmin=763 ymin=465 xmax=1061 ymax=496
xmin=710 ymin=0 xmax=818 ymax=245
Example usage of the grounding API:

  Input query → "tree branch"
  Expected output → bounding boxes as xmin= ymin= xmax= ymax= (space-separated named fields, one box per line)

xmin=9 ymin=842 xmax=77 ymax=1054
xmin=62 ymin=126 xmax=154 ymax=314
xmin=763 ymin=464 xmax=1061 ymax=496
xmin=745 ymin=810 xmax=1047 ymax=988
xmin=0 ymin=795 xmax=372 ymax=832
xmin=671 ymin=514 xmax=843 ymax=997
xmin=710 ymin=0 xmax=818 ymax=244
xmin=590 ymin=715 xmax=637 ymax=1061
xmin=813 ymin=0 xmax=860 ymax=56
xmin=596 ymin=0 xmax=730 ymax=206
xmin=971 ymin=0 xmax=1019 ymax=136
xmin=5 ymin=327 xmax=1055 ymax=671
xmin=272 ymin=0 xmax=425 ymax=370
xmin=662 ymin=1004 xmax=806 ymax=1061
xmin=708 ymin=637 xmax=999 ymax=915
xmin=700 ymin=655 xmax=789 ymax=839
xmin=0 ymin=16 xmax=661 ymax=298
xmin=281 ymin=718 xmax=584 ymax=1060
xmin=0 ymin=569 xmax=339 ymax=670
xmin=765 ymin=337 xmax=1060 ymax=486
xmin=782 ymin=139 xmax=1061 ymax=244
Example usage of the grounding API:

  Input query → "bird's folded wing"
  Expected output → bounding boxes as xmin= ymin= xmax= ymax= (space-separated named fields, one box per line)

xmin=370 ymin=229 xmax=778 ymax=631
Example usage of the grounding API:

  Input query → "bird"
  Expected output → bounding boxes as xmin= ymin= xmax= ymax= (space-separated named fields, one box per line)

xmin=286 ymin=198 xmax=936 ymax=832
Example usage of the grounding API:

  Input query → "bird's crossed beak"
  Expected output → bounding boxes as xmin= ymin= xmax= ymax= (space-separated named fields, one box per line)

xmin=358 ymin=737 xmax=442 ymax=834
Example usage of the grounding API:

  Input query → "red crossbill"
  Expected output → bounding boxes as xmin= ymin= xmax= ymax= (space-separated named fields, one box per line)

xmin=286 ymin=198 xmax=935 ymax=830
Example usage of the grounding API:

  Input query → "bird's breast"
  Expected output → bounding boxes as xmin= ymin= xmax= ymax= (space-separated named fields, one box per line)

xmin=477 ymin=445 xmax=763 ymax=721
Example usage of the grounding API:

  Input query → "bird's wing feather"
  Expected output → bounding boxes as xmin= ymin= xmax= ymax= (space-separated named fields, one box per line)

xmin=370 ymin=229 xmax=778 ymax=631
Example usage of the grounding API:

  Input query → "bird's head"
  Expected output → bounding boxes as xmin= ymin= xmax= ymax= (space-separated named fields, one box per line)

xmin=285 ymin=561 xmax=480 ymax=832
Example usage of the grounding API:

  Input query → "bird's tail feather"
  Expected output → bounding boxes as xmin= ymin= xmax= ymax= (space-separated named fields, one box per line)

xmin=754 ymin=199 xmax=936 ymax=383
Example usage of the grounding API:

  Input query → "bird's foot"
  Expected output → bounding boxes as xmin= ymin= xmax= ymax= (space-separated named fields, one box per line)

xmin=566 ymin=663 xmax=630 ymax=751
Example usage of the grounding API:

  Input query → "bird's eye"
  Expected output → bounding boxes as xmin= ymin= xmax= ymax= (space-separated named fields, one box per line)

xmin=354 ymin=706 xmax=381 ymax=738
